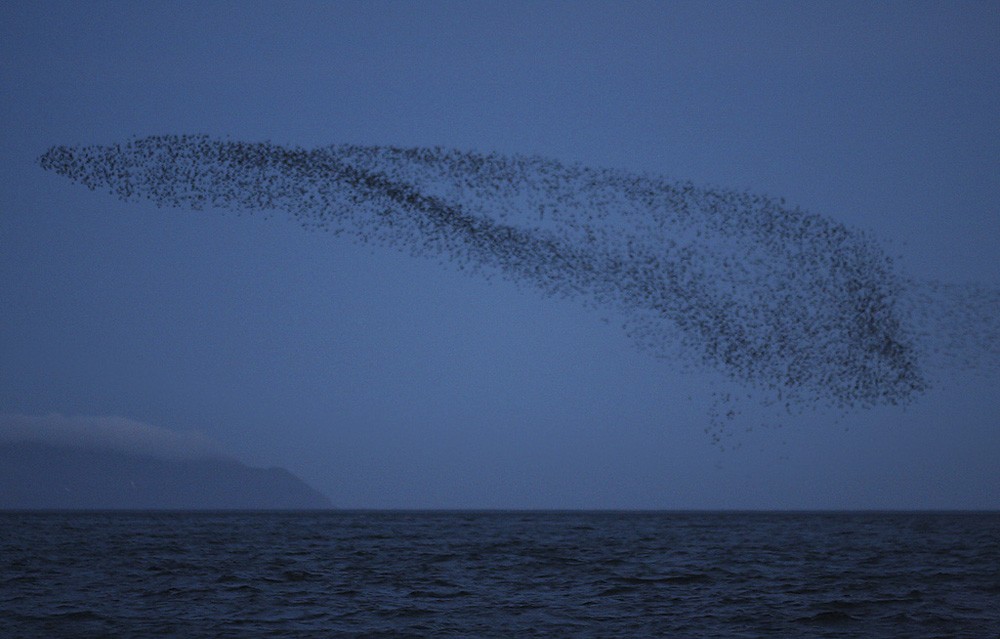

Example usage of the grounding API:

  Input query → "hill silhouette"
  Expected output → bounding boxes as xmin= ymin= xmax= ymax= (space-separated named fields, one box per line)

xmin=0 ymin=441 xmax=332 ymax=510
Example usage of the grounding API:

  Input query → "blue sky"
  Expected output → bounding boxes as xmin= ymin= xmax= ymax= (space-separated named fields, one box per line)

xmin=2 ymin=1 xmax=998 ymax=508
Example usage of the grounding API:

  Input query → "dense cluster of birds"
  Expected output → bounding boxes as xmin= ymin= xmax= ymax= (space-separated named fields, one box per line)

xmin=37 ymin=135 xmax=996 ymax=425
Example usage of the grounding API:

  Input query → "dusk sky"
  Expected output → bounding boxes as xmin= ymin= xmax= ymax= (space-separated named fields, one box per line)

xmin=2 ymin=1 xmax=998 ymax=509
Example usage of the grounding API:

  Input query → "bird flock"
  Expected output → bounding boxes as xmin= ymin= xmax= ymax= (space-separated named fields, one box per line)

xmin=37 ymin=135 xmax=997 ymax=428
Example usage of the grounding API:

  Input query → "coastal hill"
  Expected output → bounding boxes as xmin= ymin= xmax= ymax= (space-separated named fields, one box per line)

xmin=0 ymin=440 xmax=332 ymax=509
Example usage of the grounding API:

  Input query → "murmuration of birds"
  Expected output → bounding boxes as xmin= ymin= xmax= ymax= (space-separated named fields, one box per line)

xmin=37 ymin=135 xmax=998 ymax=434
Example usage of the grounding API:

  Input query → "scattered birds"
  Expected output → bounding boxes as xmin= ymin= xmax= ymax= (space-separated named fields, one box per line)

xmin=37 ymin=135 xmax=998 ymax=431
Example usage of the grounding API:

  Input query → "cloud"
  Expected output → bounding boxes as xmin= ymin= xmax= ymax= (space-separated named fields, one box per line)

xmin=0 ymin=413 xmax=223 ymax=460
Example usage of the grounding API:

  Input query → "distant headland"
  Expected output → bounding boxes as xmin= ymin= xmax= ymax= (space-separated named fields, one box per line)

xmin=0 ymin=440 xmax=332 ymax=510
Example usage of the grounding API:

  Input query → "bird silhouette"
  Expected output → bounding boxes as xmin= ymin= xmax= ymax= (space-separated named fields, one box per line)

xmin=37 ymin=135 xmax=999 ymax=426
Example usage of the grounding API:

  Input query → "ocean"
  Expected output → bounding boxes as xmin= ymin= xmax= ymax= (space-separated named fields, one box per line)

xmin=1 ymin=511 xmax=997 ymax=638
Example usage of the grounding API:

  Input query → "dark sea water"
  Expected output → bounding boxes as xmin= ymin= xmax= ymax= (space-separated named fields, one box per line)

xmin=1 ymin=511 xmax=998 ymax=638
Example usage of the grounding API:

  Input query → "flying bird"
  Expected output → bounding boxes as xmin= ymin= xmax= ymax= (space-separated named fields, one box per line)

xmin=38 ymin=135 xmax=996 ymax=419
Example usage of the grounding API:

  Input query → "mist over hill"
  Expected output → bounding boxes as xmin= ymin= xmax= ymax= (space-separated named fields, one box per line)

xmin=0 ymin=441 xmax=332 ymax=509
xmin=0 ymin=415 xmax=331 ymax=510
